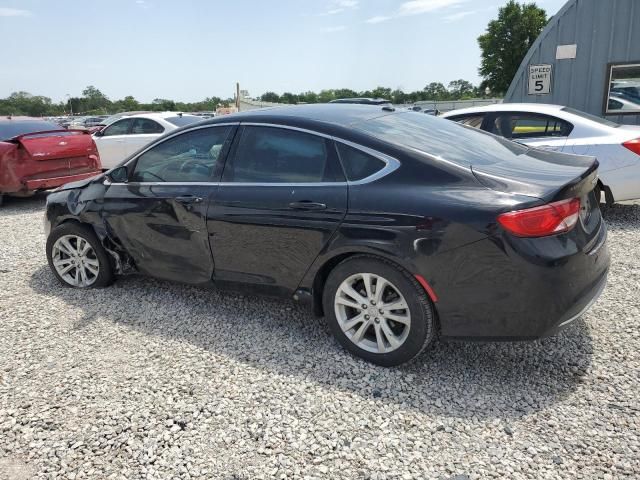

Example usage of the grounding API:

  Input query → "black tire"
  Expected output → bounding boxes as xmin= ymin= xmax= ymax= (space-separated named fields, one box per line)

xmin=46 ymin=222 xmax=114 ymax=288
xmin=323 ymin=255 xmax=436 ymax=367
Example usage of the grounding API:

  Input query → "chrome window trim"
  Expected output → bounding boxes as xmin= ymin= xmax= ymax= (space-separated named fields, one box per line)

xmin=238 ymin=122 xmax=400 ymax=186
xmin=114 ymin=121 xmax=401 ymax=187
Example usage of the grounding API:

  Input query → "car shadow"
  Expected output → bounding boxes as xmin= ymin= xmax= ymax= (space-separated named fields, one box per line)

xmin=602 ymin=202 xmax=640 ymax=228
xmin=0 ymin=193 xmax=47 ymax=216
xmin=30 ymin=264 xmax=594 ymax=421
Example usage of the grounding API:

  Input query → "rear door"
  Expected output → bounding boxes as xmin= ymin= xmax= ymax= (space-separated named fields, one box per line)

xmin=101 ymin=125 xmax=235 ymax=283
xmin=487 ymin=112 xmax=572 ymax=151
xmin=95 ymin=118 xmax=133 ymax=168
xmin=207 ymin=124 xmax=348 ymax=296
xmin=125 ymin=118 xmax=166 ymax=157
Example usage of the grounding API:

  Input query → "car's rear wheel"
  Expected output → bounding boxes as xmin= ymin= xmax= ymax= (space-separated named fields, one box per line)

xmin=323 ymin=256 xmax=436 ymax=366
xmin=46 ymin=223 xmax=114 ymax=288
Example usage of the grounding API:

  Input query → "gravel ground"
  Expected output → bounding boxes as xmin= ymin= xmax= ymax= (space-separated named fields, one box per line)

xmin=0 ymin=194 xmax=639 ymax=480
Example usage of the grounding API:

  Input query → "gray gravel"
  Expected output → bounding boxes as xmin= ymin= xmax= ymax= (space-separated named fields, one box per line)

xmin=1 ymin=194 xmax=639 ymax=480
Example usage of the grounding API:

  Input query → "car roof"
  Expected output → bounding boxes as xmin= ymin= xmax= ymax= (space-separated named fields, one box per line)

xmin=442 ymin=103 xmax=565 ymax=117
xmin=202 ymin=104 xmax=398 ymax=129
xmin=124 ymin=112 xmax=200 ymax=120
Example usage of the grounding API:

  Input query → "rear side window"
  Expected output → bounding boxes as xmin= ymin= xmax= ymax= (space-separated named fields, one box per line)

xmin=131 ymin=118 xmax=164 ymax=134
xmin=336 ymin=143 xmax=385 ymax=181
xmin=490 ymin=114 xmax=572 ymax=140
xmin=448 ymin=114 xmax=485 ymax=129
xmin=102 ymin=118 xmax=133 ymax=136
xmin=224 ymin=126 xmax=344 ymax=183
xmin=354 ymin=112 xmax=530 ymax=167
xmin=0 ymin=121 xmax=60 ymax=141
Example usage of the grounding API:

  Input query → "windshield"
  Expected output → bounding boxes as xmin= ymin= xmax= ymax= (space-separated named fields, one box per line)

xmin=353 ymin=111 xmax=529 ymax=167
xmin=166 ymin=115 xmax=201 ymax=127
xmin=562 ymin=107 xmax=620 ymax=128
xmin=0 ymin=121 xmax=61 ymax=141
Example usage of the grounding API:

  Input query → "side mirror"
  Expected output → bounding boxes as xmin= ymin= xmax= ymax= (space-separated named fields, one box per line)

xmin=109 ymin=166 xmax=129 ymax=183
xmin=93 ymin=129 xmax=104 ymax=137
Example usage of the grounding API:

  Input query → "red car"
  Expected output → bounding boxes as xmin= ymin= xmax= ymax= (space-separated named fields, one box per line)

xmin=0 ymin=116 xmax=102 ymax=205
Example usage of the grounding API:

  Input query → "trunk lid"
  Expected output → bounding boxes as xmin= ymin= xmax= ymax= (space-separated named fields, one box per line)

xmin=471 ymin=147 xmax=599 ymax=203
xmin=473 ymin=147 xmax=602 ymax=248
xmin=16 ymin=129 xmax=97 ymax=163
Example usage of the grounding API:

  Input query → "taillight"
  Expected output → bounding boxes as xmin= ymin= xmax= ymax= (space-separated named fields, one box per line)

xmin=623 ymin=138 xmax=640 ymax=156
xmin=497 ymin=198 xmax=581 ymax=237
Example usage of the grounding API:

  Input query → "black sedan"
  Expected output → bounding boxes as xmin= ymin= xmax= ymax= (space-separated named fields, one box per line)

xmin=44 ymin=105 xmax=609 ymax=366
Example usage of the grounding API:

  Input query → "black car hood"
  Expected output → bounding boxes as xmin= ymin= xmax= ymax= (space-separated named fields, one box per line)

xmin=471 ymin=147 xmax=598 ymax=202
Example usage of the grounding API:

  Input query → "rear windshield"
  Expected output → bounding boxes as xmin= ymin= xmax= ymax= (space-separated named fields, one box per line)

xmin=0 ymin=121 xmax=61 ymax=141
xmin=166 ymin=115 xmax=201 ymax=127
xmin=353 ymin=112 xmax=529 ymax=167
xmin=562 ymin=107 xmax=620 ymax=128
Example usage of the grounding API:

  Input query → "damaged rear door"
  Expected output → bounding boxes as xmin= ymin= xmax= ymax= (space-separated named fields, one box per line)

xmin=100 ymin=125 xmax=235 ymax=284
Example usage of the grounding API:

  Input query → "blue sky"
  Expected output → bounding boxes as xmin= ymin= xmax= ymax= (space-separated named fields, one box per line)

xmin=0 ymin=0 xmax=566 ymax=102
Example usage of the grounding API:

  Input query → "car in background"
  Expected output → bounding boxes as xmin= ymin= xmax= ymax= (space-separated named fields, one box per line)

xmin=0 ymin=116 xmax=102 ymax=205
xmin=44 ymin=104 xmax=608 ymax=366
xmin=92 ymin=112 xmax=202 ymax=168
xmin=67 ymin=116 xmax=108 ymax=130
xmin=329 ymin=98 xmax=392 ymax=106
xmin=442 ymin=103 xmax=640 ymax=204
xmin=608 ymin=93 xmax=640 ymax=112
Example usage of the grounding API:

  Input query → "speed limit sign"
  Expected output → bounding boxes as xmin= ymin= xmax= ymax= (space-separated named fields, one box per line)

xmin=528 ymin=64 xmax=552 ymax=95
xmin=529 ymin=65 xmax=553 ymax=95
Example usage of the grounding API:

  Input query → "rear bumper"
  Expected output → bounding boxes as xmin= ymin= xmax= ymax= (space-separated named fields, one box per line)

xmin=430 ymin=221 xmax=610 ymax=339
xmin=23 ymin=171 xmax=101 ymax=191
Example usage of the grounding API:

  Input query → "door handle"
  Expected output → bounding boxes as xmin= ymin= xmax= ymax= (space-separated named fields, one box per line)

xmin=288 ymin=201 xmax=327 ymax=210
xmin=175 ymin=195 xmax=203 ymax=204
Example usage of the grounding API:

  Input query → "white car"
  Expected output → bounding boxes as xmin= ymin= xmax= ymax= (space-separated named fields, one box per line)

xmin=93 ymin=112 xmax=201 ymax=169
xmin=442 ymin=103 xmax=640 ymax=203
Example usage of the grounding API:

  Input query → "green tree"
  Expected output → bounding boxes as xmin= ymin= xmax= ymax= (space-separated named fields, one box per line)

xmin=423 ymin=82 xmax=449 ymax=100
xmin=478 ymin=1 xmax=547 ymax=95
xmin=260 ymin=91 xmax=280 ymax=103
xmin=448 ymin=79 xmax=475 ymax=99
xmin=81 ymin=85 xmax=111 ymax=112
xmin=152 ymin=98 xmax=176 ymax=111
xmin=280 ymin=92 xmax=299 ymax=104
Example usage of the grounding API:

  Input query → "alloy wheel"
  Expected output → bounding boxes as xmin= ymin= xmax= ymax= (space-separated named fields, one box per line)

xmin=51 ymin=234 xmax=100 ymax=287
xmin=334 ymin=273 xmax=411 ymax=354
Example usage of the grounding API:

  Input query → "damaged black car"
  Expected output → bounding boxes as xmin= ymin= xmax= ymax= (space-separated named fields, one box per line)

xmin=44 ymin=104 xmax=609 ymax=366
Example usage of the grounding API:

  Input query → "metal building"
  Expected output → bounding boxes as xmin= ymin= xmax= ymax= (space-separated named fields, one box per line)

xmin=505 ymin=0 xmax=640 ymax=125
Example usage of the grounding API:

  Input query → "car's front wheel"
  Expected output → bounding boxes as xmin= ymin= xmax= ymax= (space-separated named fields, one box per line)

xmin=323 ymin=256 xmax=436 ymax=366
xmin=46 ymin=223 xmax=114 ymax=288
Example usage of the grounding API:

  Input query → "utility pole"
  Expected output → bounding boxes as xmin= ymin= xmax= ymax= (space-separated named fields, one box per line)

xmin=236 ymin=82 xmax=240 ymax=111
xmin=66 ymin=94 xmax=73 ymax=116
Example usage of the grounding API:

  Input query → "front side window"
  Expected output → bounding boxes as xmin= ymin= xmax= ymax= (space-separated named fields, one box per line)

xmin=223 ymin=126 xmax=344 ymax=183
xmin=102 ymin=119 xmax=133 ymax=137
xmin=605 ymin=63 xmax=640 ymax=114
xmin=490 ymin=114 xmax=572 ymax=140
xmin=131 ymin=126 xmax=232 ymax=182
xmin=131 ymin=118 xmax=164 ymax=134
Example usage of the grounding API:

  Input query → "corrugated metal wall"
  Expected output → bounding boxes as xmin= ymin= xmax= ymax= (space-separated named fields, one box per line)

xmin=505 ymin=0 xmax=640 ymax=125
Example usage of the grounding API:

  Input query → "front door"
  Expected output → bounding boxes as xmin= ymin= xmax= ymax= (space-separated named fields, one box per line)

xmin=207 ymin=125 xmax=348 ymax=296
xmin=101 ymin=125 xmax=235 ymax=284
xmin=95 ymin=118 xmax=134 ymax=169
